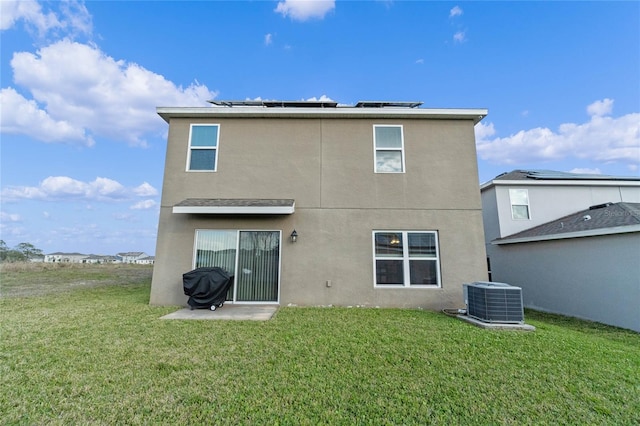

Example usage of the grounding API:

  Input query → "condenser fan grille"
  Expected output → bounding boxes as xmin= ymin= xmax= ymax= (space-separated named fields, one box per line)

xmin=464 ymin=282 xmax=524 ymax=323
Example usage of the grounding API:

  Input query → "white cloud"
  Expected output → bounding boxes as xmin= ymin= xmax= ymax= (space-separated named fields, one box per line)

xmin=130 ymin=200 xmax=157 ymax=210
xmin=1 ymin=0 xmax=60 ymax=33
xmin=415 ymin=58 xmax=424 ymax=64
xmin=132 ymin=182 xmax=158 ymax=197
xmin=1 ymin=176 xmax=158 ymax=202
xmin=476 ymin=99 xmax=640 ymax=170
xmin=0 ymin=222 xmax=26 ymax=240
xmin=265 ymin=33 xmax=273 ymax=46
xmin=474 ymin=121 xmax=496 ymax=140
xmin=453 ymin=31 xmax=466 ymax=43
xmin=0 ymin=0 xmax=91 ymax=38
xmin=2 ymin=39 xmax=217 ymax=147
xmin=587 ymin=98 xmax=613 ymax=117
xmin=275 ymin=0 xmax=335 ymax=21
xmin=449 ymin=6 xmax=463 ymax=18
xmin=0 ymin=87 xmax=94 ymax=146
xmin=0 ymin=211 xmax=22 ymax=222
xmin=569 ymin=168 xmax=602 ymax=175
xmin=113 ymin=212 xmax=136 ymax=221
xmin=305 ymin=95 xmax=334 ymax=102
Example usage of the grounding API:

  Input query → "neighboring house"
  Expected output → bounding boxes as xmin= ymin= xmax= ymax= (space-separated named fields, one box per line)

xmin=481 ymin=170 xmax=640 ymax=331
xmin=136 ymin=256 xmax=155 ymax=265
xmin=84 ymin=254 xmax=120 ymax=264
xmin=150 ymin=100 xmax=489 ymax=309
xmin=84 ymin=254 xmax=103 ymax=264
xmin=44 ymin=252 xmax=88 ymax=263
xmin=117 ymin=252 xmax=149 ymax=263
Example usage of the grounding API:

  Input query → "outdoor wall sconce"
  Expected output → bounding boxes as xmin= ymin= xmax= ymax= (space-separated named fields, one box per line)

xmin=290 ymin=230 xmax=298 ymax=243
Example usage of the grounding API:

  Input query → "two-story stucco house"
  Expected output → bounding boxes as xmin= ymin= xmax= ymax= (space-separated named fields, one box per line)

xmin=481 ymin=170 xmax=640 ymax=331
xmin=150 ymin=100 xmax=489 ymax=310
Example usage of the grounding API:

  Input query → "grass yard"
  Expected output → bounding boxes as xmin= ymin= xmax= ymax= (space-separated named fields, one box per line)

xmin=1 ymin=264 xmax=639 ymax=425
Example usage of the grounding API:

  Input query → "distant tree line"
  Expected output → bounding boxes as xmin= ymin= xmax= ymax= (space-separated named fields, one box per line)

xmin=0 ymin=240 xmax=43 ymax=262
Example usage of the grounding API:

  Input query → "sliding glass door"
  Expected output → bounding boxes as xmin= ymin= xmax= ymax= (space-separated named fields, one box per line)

xmin=194 ymin=230 xmax=280 ymax=303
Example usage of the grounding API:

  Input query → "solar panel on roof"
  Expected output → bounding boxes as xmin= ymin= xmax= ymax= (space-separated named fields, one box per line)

xmin=355 ymin=101 xmax=423 ymax=108
xmin=526 ymin=170 xmax=640 ymax=181
xmin=208 ymin=100 xmax=423 ymax=109
xmin=208 ymin=100 xmax=338 ymax=108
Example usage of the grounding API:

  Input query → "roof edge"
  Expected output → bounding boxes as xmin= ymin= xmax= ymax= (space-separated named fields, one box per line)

xmin=157 ymin=106 xmax=488 ymax=124
xmin=481 ymin=179 xmax=640 ymax=191
xmin=492 ymin=224 xmax=640 ymax=245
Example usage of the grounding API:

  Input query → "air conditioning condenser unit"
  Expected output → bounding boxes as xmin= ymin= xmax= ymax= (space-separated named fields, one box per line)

xmin=463 ymin=281 xmax=524 ymax=324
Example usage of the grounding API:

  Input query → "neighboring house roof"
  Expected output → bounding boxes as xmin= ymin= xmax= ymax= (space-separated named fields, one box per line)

xmin=493 ymin=202 xmax=640 ymax=245
xmin=173 ymin=198 xmax=295 ymax=215
xmin=46 ymin=252 xmax=87 ymax=256
xmin=481 ymin=169 xmax=640 ymax=190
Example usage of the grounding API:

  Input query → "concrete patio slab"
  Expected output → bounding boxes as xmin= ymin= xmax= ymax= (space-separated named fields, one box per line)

xmin=161 ymin=305 xmax=278 ymax=321
xmin=457 ymin=315 xmax=536 ymax=331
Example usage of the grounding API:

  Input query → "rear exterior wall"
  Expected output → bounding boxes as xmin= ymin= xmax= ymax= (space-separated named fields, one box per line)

xmin=150 ymin=116 xmax=487 ymax=308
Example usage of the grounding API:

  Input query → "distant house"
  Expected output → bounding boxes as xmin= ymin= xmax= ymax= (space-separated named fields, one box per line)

xmin=136 ymin=256 xmax=155 ymax=265
xmin=84 ymin=254 xmax=120 ymax=264
xmin=150 ymin=100 xmax=489 ymax=309
xmin=481 ymin=170 xmax=640 ymax=332
xmin=117 ymin=252 xmax=149 ymax=263
xmin=44 ymin=252 xmax=88 ymax=263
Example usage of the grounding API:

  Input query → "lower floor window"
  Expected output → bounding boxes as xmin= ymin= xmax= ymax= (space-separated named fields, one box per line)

xmin=373 ymin=230 xmax=441 ymax=287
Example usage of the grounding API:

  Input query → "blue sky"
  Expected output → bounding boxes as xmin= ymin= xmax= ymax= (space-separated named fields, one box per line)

xmin=1 ymin=0 xmax=639 ymax=256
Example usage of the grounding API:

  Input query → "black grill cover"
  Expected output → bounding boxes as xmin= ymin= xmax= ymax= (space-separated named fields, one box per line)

xmin=183 ymin=267 xmax=234 ymax=309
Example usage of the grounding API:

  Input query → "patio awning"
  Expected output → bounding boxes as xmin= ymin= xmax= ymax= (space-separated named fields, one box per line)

xmin=172 ymin=198 xmax=295 ymax=214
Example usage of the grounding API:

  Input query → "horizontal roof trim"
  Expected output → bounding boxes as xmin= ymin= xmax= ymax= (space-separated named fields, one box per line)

xmin=157 ymin=106 xmax=488 ymax=124
xmin=481 ymin=179 xmax=640 ymax=190
xmin=492 ymin=225 xmax=640 ymax=245
xmin=173 ymin=198 xmax=295 ymax=215
xmin=481 ymin=169 xmax=640 ymax=190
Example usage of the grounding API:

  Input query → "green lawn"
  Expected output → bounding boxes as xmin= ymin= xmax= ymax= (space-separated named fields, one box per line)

xmin=1 ymin=264 xmax=638 ymax=425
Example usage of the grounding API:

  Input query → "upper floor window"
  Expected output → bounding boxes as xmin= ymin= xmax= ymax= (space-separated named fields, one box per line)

xmin=509 ymin=189 xmax=530 ymax=220
xmin=373 ymin=231 xmax=441 ymax=287
xmin=373 ymin=125 xmax=405 ymax=173
xmin=187 ymin=124 xmax=219 ymax=171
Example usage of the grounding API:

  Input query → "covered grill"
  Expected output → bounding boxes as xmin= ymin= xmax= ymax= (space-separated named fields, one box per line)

xmin=183 ymin=267 xmax=234 ymax=311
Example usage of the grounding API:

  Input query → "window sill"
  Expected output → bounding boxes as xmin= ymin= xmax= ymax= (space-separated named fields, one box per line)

xmin=374 ymin=285 xmax=441 ymax=289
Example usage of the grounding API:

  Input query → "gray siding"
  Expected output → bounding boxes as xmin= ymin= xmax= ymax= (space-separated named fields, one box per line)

xmin=490 ymin=233 xmax=640 ymax=332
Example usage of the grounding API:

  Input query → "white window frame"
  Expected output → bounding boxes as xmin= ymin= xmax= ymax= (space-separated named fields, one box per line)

xmin=372 ymin=230 xmax=441 ymax=288
xmin=509 ymin=188 xmax=531 ymax=220
xmin=186 ymin=124 xmax=220 ymax=172
xmin=373 ymin=125 xmax=405 ymax=173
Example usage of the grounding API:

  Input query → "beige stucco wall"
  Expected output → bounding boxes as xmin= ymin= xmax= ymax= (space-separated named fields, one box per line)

xmin=150 ymin=114 xmax=487 ymax=308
